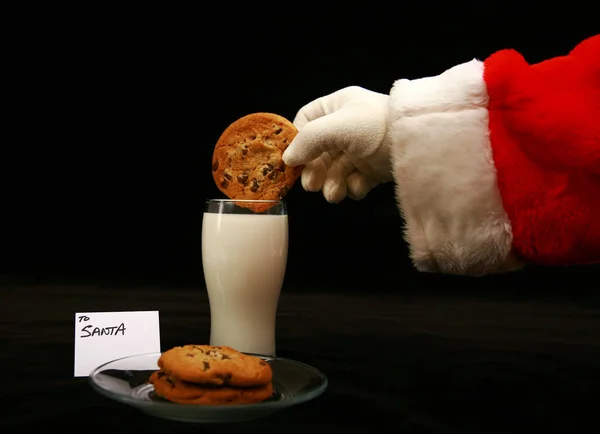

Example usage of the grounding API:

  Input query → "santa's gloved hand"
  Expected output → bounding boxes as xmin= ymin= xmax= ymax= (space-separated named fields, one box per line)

xmin=282 ymin=86 xmax=393 ymax=203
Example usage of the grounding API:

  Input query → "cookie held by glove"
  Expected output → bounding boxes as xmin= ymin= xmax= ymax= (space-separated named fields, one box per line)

xmin=211 ymin=112 xmax=302 ymax=210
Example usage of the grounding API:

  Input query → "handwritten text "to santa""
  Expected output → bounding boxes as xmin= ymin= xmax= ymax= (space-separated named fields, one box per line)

xmin=78 ymin=315 xmax=126 ymax=337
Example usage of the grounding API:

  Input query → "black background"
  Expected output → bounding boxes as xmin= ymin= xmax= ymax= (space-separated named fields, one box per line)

xmin=3 ymin=2 xmax=599 ymax=290
xmin=2 ymin=4 xmax=600 ymax=433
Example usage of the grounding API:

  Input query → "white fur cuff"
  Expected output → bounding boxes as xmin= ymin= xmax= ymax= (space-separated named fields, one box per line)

xmin=388 ymin=59 xmax=522 ymax=276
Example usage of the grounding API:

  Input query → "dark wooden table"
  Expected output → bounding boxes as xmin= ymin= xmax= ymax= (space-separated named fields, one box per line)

xmin=3 ymin=278 xmax=599 ymax=433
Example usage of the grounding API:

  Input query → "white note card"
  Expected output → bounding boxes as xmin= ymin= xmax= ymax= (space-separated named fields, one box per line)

xmin=74 ymin=310 xmax=161 ymax=377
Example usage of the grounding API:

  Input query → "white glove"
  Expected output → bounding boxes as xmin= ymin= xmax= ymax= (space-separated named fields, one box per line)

xmin=282 ymin=86 xmax=393 ymax=203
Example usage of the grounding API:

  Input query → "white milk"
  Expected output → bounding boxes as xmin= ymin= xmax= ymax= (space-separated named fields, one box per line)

xmin=201 ymin=212 xmax=288 ymax=355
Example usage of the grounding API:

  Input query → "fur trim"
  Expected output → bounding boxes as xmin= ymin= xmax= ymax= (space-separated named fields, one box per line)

xmin=388 ymin=59 xmax=522 ymax=276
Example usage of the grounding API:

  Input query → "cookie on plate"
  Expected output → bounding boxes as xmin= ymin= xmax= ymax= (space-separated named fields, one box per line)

xmin=157 ymin=344 xmax=273 ymax=387
xmin=211 ymin=112 xmax=302 ymax=209
xmin=149 ymin=370 xmax=274 ymax=405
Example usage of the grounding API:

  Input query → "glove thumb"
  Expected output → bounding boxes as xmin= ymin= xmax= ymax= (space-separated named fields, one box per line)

xmin=283 ymin=104 xmax=376 ymax=167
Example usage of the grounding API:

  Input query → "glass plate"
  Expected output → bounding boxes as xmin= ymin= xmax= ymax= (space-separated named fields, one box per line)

xmin=88 ymin=352 xmax=328 ymax=423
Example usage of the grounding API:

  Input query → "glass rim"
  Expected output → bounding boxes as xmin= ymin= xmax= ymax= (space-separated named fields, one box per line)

xmin=205 ymin=199 xmax=283 ymax=204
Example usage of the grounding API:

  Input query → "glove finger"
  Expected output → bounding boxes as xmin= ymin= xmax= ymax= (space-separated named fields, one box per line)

xmin=301 ymin=153 xmax=332 ymax=192
xmin=283 ymin=105 xmax=379 ymax=167
xmin=301 ymin=159 xmax=325 ymax=192
xmin=322 ymin=153 xmax=356 ymax=203
xmin=300 ymin=149 xmax=340 ymax=191
xmin=346 ymin=172 xmax=379 ymax=201
xmin=300 ymin=151 xmax=340 ymax=191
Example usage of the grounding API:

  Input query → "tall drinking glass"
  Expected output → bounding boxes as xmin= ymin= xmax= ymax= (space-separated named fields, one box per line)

xmin=201 ymin=199 xmax=288 ymax=356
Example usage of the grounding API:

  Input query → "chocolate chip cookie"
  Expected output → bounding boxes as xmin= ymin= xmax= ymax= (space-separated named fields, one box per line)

xmin=211 ymin=112 xmax=302 ymax=208
xmin=157 ymin=344 xmax=273 ymax=387
xmin=149 ymin=370 xmax=274 ymax=405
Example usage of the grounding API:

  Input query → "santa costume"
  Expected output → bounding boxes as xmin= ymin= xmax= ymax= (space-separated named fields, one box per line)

xmin=389 ymin=35 xmax=600 ymax=275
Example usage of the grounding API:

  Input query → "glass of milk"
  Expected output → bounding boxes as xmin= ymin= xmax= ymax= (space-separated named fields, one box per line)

xmin=201 ymin=199 xmax=288 ymax=356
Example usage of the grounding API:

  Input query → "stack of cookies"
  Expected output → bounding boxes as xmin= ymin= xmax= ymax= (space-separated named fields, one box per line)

xmin=149 ymin=344 xmax=274 ymax=405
